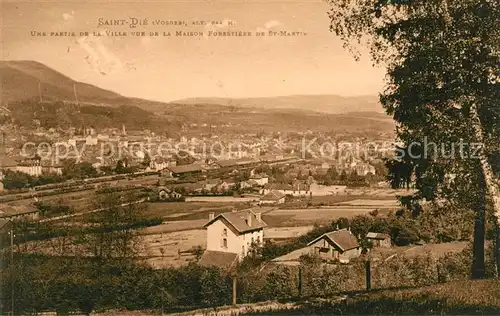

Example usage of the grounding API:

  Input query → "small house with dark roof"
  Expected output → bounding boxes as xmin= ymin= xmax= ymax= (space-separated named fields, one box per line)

xmin=259 ymin=190 xmax=285 ymax=205
xmin=203 ymin=209 xmax=267 ymax=261
xmin=307 ymin=229 xmax=361 ymax=263
xmin=157 ymin=186 xmax=182 ymax=200
xmin=366 ymin=232 xmax=392 ymax=248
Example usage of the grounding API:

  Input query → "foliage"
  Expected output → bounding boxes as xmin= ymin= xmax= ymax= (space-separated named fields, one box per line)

xmin=199 ymin=268 xmax=232 ymax=306
xmin=261 ymin=265 xmax=298 ymax=301
xmin=8 ymin=99 xmax=179 ymax=133
xmin=259 ymin=207 xmax=475 ymax=265
xmin=61 ymin=159 xmax=98 ymax=179
xmin=328 ymin=0 xmax=500 ymax=278
xmin=77 ymin=193 xmax=147 ymax=260
xmin=1 ymin=170 xmax=64 ymax=189
xmin=299 ymin=255 xmax=343 ymax=297
xmin=34 ymin=201 xmax=73 ymax=217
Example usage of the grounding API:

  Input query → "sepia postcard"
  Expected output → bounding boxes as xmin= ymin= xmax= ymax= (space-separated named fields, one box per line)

xmin=1 ymin=0 xmax=498 ymax=315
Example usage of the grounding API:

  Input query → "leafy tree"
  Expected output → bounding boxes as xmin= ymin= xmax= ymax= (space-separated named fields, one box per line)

xmin=61 ymin=159 xmax=98 ymax=179
xmin=115 ymin=160 xmax=125 ymax=174
xmin=2 ymin=170 xmax=33 ymax=189
xmin=261 ymin=265 xmax=298 ymax=300
xmin=78 ymin=192 xmax=146 ymax=260
xmin=142 ymin=152 xmax=151 ymax=168
xmin=199 ymin=268 xmax=231 ymax=306
xmin=328 ymin=0 xmax=499 ymax=278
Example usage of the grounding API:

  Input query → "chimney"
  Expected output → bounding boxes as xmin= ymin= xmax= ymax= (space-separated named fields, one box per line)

xmin=209 ymin=212 xmax=215 ymax=221
xmin=256 ymin=212 xmax=262 ymax=222
xmin=247 ymin=212 xmax=252 ymax=227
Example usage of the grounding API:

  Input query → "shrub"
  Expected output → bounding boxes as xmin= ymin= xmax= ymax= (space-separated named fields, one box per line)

xmin=261 ymin=265 xmax=298 ymax=300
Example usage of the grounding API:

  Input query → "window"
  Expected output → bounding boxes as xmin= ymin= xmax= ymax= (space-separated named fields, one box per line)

xmin=251 ymin=237 xmax=254 ymax=244
xmin=256 ymin=236 xmax=261 ymax=244
xmin=241 ymin=246 xmax=245 ymax=256
xmin=222 ymin=238 xmax=227 ymax=248
xmin=222 ymin=228 xmax=227 ymax=236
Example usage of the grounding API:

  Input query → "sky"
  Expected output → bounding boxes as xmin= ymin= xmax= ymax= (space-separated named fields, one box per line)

xmin=1 ymin=0 xmax=386 ymax=102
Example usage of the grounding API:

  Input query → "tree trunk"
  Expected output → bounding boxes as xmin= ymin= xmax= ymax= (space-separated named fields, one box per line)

xmin=471 ymin=173 xmax=486 ymax=279
xmin=470 ymin=103 xmax=500 ymax=277
xmin=441 ymin=0 xmax=500 ymax=279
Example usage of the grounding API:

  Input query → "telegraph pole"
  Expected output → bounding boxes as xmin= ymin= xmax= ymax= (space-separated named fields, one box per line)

xmin=38 ymin=81 xmax=43 ymax=103
xmin=73 ymin=83 xmax=80 ymax=105
xmin=232 ymin=276 xmax=237 ymax=306
xmin=10 ymin=227 xmax=14 ymax=316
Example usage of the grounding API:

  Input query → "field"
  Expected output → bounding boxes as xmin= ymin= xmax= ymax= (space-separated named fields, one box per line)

xmin=134 ymin=190 xmax=405 ymax=268
xmin=20 ymin=187 xmax=411 ymax=268
xmin=185 ymin=196 xmax=259 ymax=203
xmin=139 ymin=229 xmax=204 ymax=268
xmin=263 ymin=207 xmax=392 ymax=227
xmin=264 ymin=226 xmax=314 ymax=239
xmin=143 ymin=201 xmax=251 ymax=220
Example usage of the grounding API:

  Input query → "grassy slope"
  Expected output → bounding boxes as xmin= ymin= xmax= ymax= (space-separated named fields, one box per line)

xmin=251 ymin=279 xmax=500 ymax=315
xmin=94 ymin=279 xmax=500 ymax=315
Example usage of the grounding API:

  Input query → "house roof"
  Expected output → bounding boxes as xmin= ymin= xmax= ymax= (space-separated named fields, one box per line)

xmin=184 ymin=182 xmax=205 ymax=191
xmin=0 ymin=156 xmax=18 ymax=168
xmin=198 ymin=250 xmax=239 ymax=272
xmin=250 ymin=173 xmax=269 ymax=179
xmin=366 ymin=232 xmax=390 ymax=240
xmin=0 ymin=219 xmax=12 ymax=231
xmin=247 ymin=179 xmax=259 ymax=186
xmin=261 ymin=190 xmax=285 ymax=201
xmin=166 ymin=164 xmax=203 ymax=174
xmin=307 ymin=229 xmax=360 ymax=252
xmin=216 ymin=158 xmax=259 ymax=168
xmin=157 ymin=186 xmax=171 ymax=193
xmin=258 ymin=155 xmax=279 ymax=162
xmin=204 ymin=178 xmax=222 ymax=185
xmin=264 ymin=183 xmax=293 ymax=191
xmin=40 ymin=159 xmax=63 ymax=168
xmin=310 ymin=159 xmax=328 ymax=166
xmin=203 ymin=209 xmax=267 ymax=234
xmin=0 ymin=205 xmax=39 ymax=219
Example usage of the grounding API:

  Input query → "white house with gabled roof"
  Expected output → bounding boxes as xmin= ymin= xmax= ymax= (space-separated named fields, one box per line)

xmin=203 ymin=209 xmax=267 ymax=261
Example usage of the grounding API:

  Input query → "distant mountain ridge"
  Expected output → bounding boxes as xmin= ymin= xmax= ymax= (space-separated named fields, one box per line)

xmin=2 ymin=60 xmax=384 ymax=115
xmin=0 ymin=60 xmax=394 ymax=135
xmin=1 ymin=60 xmax=126 ymax=105
xmin=170 ymin=95 xmax=384 ymax=114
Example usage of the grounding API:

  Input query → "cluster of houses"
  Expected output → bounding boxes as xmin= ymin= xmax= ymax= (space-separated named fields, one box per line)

xmin=160 ymin=155 xmax=298 ymax=178
xmin=198 ymin=208 xmax=392 ymax=271
xmin=155 ymin=171 xmax=349 ymax=205
xmin=0 ymin=156 xmax=63 ymax=177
